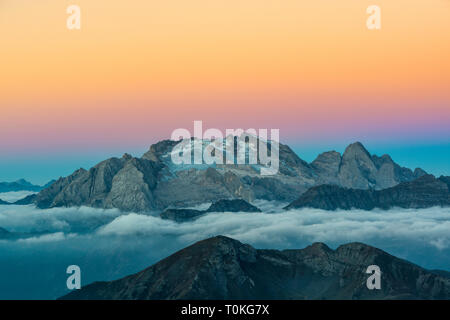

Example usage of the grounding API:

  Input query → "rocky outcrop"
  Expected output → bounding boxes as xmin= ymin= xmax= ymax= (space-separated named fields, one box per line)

xmin=60 ymin=236 xmax=450 ymax=300
xmin=206 ymin=199 xmax=261 ymax=213
xmin=160 ymin=209 xmax=205 ymax=223
xmin=33 ymin=140 xmax=426 ymax=212
xmin=160 ymin=199 xmax=262 ymax=222
xmin=311 ymin=151 xmax=342 ymax=185
xmin=285 ymin=174 xmax=450 ymax=210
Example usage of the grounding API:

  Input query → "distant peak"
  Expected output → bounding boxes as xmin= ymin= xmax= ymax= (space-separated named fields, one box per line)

xmin=122 ymin=153 xmax=133 ymax=160
xmin=336 ymin=242 xmax=386 ymax=256
xmin=343 ymin=142 xmax=371 ymax=158
xmin=347 ymin=141 xmax=366 ymax=150
xmin=309 ymin=242 xmax=332 ymax=252
xmin=15 ymin=179 xmax=32 ymax=186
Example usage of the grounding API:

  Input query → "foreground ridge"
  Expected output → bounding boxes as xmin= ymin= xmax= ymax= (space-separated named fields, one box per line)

xmin=61 ymin=236 xmax=450 ymax=300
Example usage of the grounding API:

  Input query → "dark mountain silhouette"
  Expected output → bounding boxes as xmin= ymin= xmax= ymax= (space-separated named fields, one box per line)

xmin=0 ymin=179 xmax=54 ymax=193
xmin=206 ymin=199 xmax=261 ymax=213
xmin=285 ymin=174 xmax=450 ymax=210
xmin=0 ymin=227 xmax=11 ymax=239
xmin=60 ymin=236 xmax=450 ymax=300
xmin=12 ymin=194 xmax=37 ymax=205
xmin=161 ymin=199 xmax=261 ymax=222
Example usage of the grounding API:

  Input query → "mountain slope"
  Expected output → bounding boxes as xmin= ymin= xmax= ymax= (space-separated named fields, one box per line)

xmin=285 ymin=174 xmax=450 ymax=210
xmin=33 ymin=139 xmax=425 ymax=212
xmin=60 ymin=236 xmax=450 ymax=300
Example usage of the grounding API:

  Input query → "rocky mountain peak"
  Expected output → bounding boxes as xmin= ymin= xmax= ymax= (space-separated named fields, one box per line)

xmin=122 ymin=153 xmax=133 ymax=160
xmin=301 ymin=242 xmax=333 ymax=255
xmin=342 ymin=142 xmax=372 ymax=159
xmin=142 ymin=139 xmax=179 ymax=162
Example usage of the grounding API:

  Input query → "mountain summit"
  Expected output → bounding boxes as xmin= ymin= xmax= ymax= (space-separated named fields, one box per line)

xmin=34 ymin=140 xmax=425 ymax=212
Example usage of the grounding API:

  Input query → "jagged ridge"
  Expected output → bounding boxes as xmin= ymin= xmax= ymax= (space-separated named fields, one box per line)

xmin=33 ymin=140 xmax=426 ymax=212
xmin=285 ymin=174 xmax=450 ymax=210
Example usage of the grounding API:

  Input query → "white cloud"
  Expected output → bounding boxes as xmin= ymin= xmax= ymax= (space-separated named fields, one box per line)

xmin=17 ymin=232 xmax=72 ymax=243
xmin=2 ymin=203 xmax=450 ymax=251
xmin=0 ymin=191 xmax=36 ymax=202
xmin=0 ymin=205 xmax=123 ymax=233
xmin=97 ymin=205 xmax=450 ymax=250
xmin=0 ymin=202 xmax=449 ymax=299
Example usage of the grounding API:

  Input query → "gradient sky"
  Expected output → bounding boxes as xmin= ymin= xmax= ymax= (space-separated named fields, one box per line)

xmin=1 ymin=0 xmax=449 ymax=184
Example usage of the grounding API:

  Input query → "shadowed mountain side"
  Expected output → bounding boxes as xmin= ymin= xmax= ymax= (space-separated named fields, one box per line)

xmin=160 ymin=199 xmax=261 ymax=222
xmin=0 ymin=227 xmax=51 ymax=240
xmin=285 ymin=175 xmax=450 ymax=210
xmin=60 ymin=236 xmax=450 ymax=300
xmin=12 ymin=194 xmax=37 ymax=205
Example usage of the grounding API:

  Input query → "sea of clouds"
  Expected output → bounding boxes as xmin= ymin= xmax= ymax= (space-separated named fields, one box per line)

xmin=0 ymin=191 xmax=37 ymax=203
xmin=0 ymin=202 xmax=449 ymax=299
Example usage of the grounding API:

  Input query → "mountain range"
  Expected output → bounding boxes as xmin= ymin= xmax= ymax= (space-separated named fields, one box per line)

xmin=61 ymin=236 xmax=450 ymax=300
xmin=31 ymin=140 xmax=426 ymax=212
xmin=285 ymin=174 xmax=450 ymax=210
xmin=0 ymin=179 xmax=54 ymax=193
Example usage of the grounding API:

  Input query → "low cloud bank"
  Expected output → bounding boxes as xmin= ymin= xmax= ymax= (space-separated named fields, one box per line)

xmin=1 ymin=203 xmax=449 ymax=250
xmin=98 ymin=206 xmax=450 ymax=250
xmin=0 ymin=205 xmax=123 ymax=234
xmin=0 ymin=191 xmax=36 ymax=202
xmin=0 ymin=203 xmax=449 ymax=299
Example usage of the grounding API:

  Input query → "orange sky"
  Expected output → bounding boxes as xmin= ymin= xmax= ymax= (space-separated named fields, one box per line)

xmin=0 ymin=0 xmax=449 ymax=183
xmin=0 ymin=0 xmax=449 ymax=148
xmin=1 ymin=1 xmax=449 ymax=99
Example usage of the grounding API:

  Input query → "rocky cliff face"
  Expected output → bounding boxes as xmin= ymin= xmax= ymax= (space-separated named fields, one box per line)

xmin=35 ymin=155 xmax=163 ymax=212
xmin=285 ymin=174 xmax=450 ymax=210
xmin=60 ymin=236 xmax=450 ymax=300
xmin=34 ymin=140 xmax=425 ymax=212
